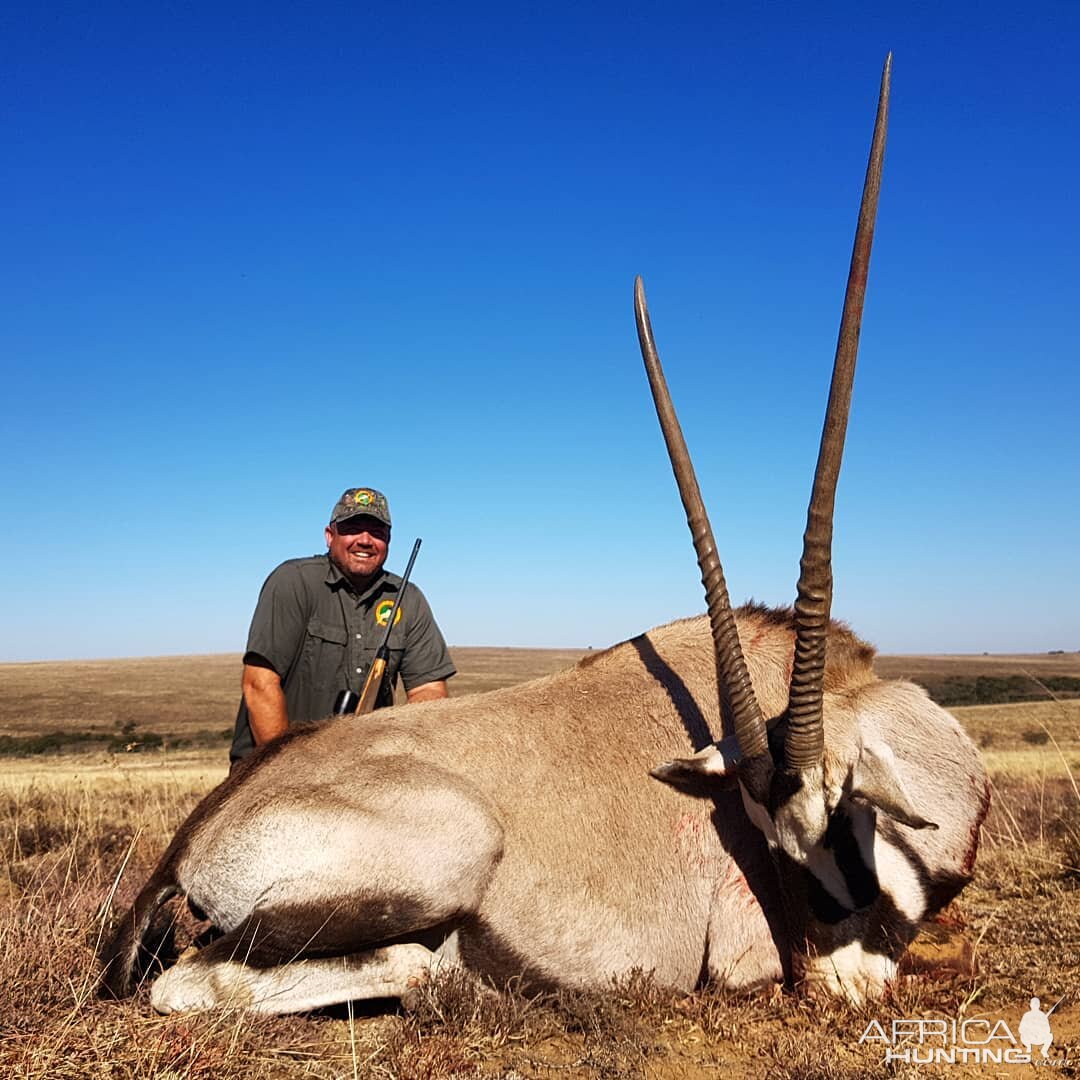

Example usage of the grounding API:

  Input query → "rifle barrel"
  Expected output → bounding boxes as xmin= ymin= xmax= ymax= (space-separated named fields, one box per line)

xmin=356 ymin=537 xmax=423 ymax=715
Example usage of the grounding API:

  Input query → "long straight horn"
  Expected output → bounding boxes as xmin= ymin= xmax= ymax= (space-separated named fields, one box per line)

xmin=785 ymin=54 xmax=892 ymax=771
xmin=635 ymin=276 xmax=769 ymax=762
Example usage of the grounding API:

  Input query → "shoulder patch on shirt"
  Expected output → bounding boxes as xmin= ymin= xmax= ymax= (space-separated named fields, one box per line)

xmin=375 ymin=599 xmax=403 ymax=628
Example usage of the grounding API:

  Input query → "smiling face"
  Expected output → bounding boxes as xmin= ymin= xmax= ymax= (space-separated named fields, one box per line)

xmin=325 ymin=515 xmax=390 ymax=585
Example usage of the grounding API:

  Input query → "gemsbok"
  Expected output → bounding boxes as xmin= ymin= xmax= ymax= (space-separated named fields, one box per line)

xmin=101 ymin=54 xmax=989 ymax=1013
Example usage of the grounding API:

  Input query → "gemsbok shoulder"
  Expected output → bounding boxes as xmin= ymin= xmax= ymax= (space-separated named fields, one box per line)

xmin=101 ymin=54 xmax=989 ymax=1013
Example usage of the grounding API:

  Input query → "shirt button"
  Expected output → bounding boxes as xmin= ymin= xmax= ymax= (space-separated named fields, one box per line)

xmin=355 ymin=633 xmax=362 ymax=639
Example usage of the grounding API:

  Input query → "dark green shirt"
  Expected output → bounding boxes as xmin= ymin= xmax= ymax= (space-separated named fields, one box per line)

xmin=230 ymin=555 xmax=455 ymax=761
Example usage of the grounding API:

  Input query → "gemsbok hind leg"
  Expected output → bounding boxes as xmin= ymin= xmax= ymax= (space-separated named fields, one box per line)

xmin=144 ymin=770 xmax=504 ymax=1014
xmin=153 ymin=943 xmax=441 ymax=1014
xmin=150 ymin=909 xmax=452 ymax=1014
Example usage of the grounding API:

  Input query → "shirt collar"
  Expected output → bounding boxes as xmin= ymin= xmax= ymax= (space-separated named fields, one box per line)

xmin=324 ymin=555 xmax=397 ymax=604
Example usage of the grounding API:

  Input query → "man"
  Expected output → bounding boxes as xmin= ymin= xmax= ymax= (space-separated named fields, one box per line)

xmin=1019 ymin=997 xmax=1054 ymax=1060
xmin=229 ymin=487 xmax=455 ymax=763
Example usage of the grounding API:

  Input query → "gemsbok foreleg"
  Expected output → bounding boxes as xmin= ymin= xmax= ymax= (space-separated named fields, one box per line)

xmin=152 ymin=922 xmax=444 ymax=1014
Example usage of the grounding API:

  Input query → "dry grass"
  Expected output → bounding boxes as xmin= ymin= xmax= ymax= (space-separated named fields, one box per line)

xmin=953 ymin=699 xmax=1080 ymax=777
xmin=2 ymin=645 xmax=1076 ymax=743
xmin=873 ymin=649 xmax=1080 ymax=683
xmin=1 ymin=650 xmax=1079 ymax=1077
xmin=0 ymin=648 xmax=590 ymax=746
xmin=0 ymin=773 xmax=1077 ymax=1077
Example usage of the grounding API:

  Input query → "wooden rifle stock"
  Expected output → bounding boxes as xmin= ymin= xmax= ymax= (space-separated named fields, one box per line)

xmin=354 ymin=538 xmax=422 ymax=716
xmin=356 ymin=653 xmax=387 ymax=715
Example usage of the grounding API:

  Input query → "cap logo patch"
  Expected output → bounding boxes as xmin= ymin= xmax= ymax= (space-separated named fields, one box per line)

xmin=353 ymin=490 xmax=375 ymax=506
xmin=375 ymin=600 xmax=403 ymax=628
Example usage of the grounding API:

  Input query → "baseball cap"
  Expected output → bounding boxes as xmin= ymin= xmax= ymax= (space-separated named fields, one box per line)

xmin=329 ymin=488 xmax=392 ymax=528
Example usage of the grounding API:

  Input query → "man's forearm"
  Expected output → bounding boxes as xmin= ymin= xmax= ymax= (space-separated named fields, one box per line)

xmin=244 ymin=676 xmax=290 ymax=745
xmin=405 ymin=680 xmax=449 ymax=705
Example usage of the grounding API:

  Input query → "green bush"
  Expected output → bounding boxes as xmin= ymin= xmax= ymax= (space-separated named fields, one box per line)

xmin=921 ymin=674 xmax=1080 ymax=707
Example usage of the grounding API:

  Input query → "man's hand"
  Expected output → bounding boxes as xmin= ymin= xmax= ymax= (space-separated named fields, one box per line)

xmin=406 ymin=680 xmax=449 ymax=705
xmin=242 ymin=660 xmax=289 ymax=745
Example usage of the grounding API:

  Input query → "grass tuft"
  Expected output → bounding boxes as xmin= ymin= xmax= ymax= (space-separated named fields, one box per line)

xmin=1 ymin=652 xmax=1078 ymax=1077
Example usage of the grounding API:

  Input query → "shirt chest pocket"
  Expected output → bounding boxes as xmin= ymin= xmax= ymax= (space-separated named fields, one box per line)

xmin=300 ymin=617 xmax=348 ymax=691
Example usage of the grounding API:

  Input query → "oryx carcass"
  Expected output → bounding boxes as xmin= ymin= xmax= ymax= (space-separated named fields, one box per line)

xmin=101 ymin=55 xmax=989 ymax=1013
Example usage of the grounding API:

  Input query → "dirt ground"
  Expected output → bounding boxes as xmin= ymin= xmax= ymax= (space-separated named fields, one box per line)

xmin=0 ymin=646 xmax=590 ymax=741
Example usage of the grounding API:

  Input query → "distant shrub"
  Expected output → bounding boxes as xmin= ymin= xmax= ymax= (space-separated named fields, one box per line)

xmin=921 ymin=674 xmax=1080 ymax=707
xmin=0 ymin=731 xmax=104 ymax=756
xmin=1021 ymin=729 xmax=1051 ymax=746
xmin=0 ymin=728 xmax=168 ymax=757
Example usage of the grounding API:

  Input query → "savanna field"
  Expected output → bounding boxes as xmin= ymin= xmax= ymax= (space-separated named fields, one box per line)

xmin=1 ymin=647 xmax=1077 ymax=1078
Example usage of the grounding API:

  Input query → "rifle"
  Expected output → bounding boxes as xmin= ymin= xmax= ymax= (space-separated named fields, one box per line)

xmin=354 ymin=537 xmax=422 ymax=715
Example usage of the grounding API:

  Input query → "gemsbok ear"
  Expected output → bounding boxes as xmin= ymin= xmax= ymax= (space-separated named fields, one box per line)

xmin=650 ymin=738 xmax=741 ymax=795
xmin=850 ymin=740 xmax=938 ymax=830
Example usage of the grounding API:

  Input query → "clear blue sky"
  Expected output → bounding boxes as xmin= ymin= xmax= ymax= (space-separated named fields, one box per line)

xmin=2 ymin=3 xmax=1077 ymax=661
